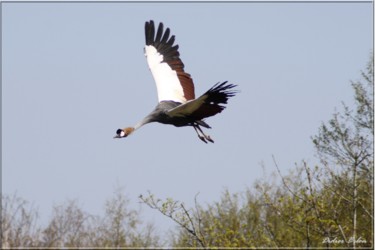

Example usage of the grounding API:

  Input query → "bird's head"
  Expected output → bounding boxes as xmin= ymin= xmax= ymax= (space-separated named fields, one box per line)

xmin=113 ymin=127 xmax=135 ymax=139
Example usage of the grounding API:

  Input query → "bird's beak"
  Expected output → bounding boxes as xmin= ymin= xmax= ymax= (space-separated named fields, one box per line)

xmin=113 ymin=135 xmax=121 ymax=139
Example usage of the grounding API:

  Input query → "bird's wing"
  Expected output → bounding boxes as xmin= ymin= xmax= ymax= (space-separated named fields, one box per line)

xmin=145 ymin=20 xmax=195 ymax=103
xmin=167 ymin=82 xmax=237 ymax=120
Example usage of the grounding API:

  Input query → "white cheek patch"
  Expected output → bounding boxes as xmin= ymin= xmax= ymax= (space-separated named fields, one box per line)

xmin=120 ymin=131 xmax=125 ymax=137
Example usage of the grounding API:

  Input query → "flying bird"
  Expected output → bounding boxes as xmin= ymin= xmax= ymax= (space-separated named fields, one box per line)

xmin=114 ymin=20 xmax=238 ymax=143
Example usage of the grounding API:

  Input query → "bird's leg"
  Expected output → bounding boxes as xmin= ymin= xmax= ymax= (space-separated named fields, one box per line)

xmin=193 ymin=125 xmax=208 ymax=143
xmin=195 ymin=125 xmax=214 ymax=143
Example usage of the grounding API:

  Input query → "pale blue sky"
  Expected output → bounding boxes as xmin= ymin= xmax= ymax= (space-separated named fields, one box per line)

xmin=2 ymin=2 xmax=373 ymax=236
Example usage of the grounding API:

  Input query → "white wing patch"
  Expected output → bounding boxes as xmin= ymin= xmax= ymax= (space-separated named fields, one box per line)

xmin=145 ymin=45 xmax=187 ymax=103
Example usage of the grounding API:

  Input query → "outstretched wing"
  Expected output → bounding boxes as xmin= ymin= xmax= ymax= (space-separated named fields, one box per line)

xmin=145 ymin=20 xmax=195 ymax=103
xmin=167 ymin=81 xmax=237 ymax=120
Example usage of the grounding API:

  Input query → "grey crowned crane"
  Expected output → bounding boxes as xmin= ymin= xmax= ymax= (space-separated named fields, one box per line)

xmin=114 ymin=20 xmax=238 ymax=143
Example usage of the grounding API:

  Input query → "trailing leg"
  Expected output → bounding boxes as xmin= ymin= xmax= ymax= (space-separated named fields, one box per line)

xmin=195 ymin=125 xmax=214 ymax=143
xmin=193 ymin=125 xmax=208 ymax=143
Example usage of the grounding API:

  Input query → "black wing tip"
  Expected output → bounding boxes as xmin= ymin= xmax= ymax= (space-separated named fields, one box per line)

xmin=144 ymin=20 xmax=176 ymax=48
xmin=202 ymin=81 xmax=238 ymax=107
xmin=145 ymin=20 xmax=155 ymax=45
xmin=145 ymin=20 xmax=156 ymax=29
xmin=210 ymin=81 xmax=239 ymax=96
xmin=144 ymin=20 xmax=184 ymax=69
xmin=145 ymin=20 xmax=167 ymax=46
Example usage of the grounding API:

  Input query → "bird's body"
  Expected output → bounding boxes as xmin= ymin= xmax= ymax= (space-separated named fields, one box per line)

xmin=137 ymin=101 xmax=189 ymax=127
xmin=114 ymin=20 xmax=238 ymax=143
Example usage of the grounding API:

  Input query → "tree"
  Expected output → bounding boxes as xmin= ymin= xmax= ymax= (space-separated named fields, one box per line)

xmin=140 ymin=191 xmax=206 ymax=247
xmin=1 ymin=194 xmax=42 ymax=248
xmin=312 ymin=55 xmax=373 ymax=248
xmin=42 ymin=200 xmax=92 ymax=247
xmin=81 ymin=186 xmax=160 ymax=248
xmin=2 ymin=188 xmax=160 ymax=248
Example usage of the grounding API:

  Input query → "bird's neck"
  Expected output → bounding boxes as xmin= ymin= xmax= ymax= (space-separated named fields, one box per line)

xmin=134 ymin=115 xmax=154 ymax=130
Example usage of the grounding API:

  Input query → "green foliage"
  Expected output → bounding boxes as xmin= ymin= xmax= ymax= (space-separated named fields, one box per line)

xmin=311 ymin=55 xmax=373 ymax=249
